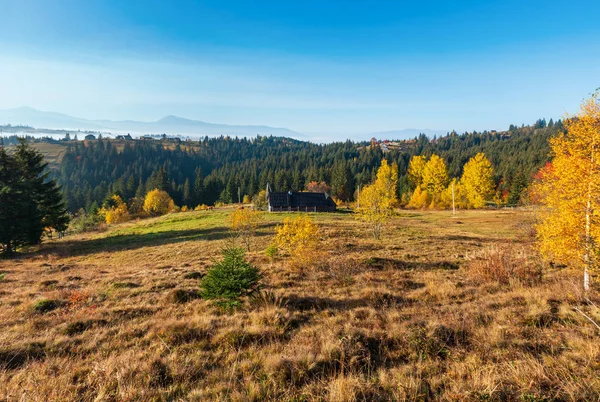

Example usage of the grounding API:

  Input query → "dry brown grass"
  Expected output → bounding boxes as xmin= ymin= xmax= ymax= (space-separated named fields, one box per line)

xmin=1 ymin=208 xmax=600 ymax=401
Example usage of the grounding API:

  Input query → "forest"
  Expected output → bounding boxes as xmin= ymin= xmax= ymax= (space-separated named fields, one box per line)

xmin=3 ymin=118 xmax=559 ymax=213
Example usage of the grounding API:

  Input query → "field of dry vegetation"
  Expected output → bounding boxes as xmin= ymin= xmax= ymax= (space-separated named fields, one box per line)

xmin=1 ymin=208 xmax=600 ymax=401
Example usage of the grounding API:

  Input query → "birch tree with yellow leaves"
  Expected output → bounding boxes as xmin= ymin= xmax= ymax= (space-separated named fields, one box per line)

xmin=536 ymin=93 xmax=600 ymax=290
xmin=357 ymin=159 xmax=398 ymax=239
xmin=460 ymin=152 xmax=495 ymax=208
xmin=421 ymin=154 xmax=449 ymax=207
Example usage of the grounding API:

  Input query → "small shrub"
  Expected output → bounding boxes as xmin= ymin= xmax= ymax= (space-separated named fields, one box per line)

xmin=143 ymin=189 xmax=175 ymax=216
xmin=230 ymin=207 xmax=261 ymax=251
xmin=274 ymin=215 xmax=321 ymax=268
xmin=69 ymin=208 xmax=103 ymax=233
xmin=200 ymin=247 xmax=261 ymax=309
xmin=170 ymin=289 xmax=201 ymax=304
xmin=265 ymin=243 xmax=278 ymax=259
xmin=33 ymin=299 xmax=61 ymax=314
xmin=183 ymin=271 xmax=204 ymax=280
xmin=0 ymin=273 xmax=5 ymax=281
xmin=466 ymin=245 xmax=542 ymax=286
xmin=63 ymin=319 xmax=108 ymax=336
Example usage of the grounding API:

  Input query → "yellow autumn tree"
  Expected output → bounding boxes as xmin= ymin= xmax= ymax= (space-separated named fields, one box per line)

xmin=407 ymin=185 xmax=429 ymax=209
xmin=357 ymin=159 xmax=398 ymax=239
xmin=460 ymin=152 xmax=495 ymax=208
xmin=274 ymin=215 xmax=320 ymax=267
xmin=421 ymin=154 xmax=449 ymax=204
xmin=143 ymin=189 xmax=175 ymax=216
xmin=535 ymin=93 xmax=600 ymax=290
xmin=408 ymin=155 xmax=427 ymax=187
xmin=98 ymin=195 xmax=130 ymax=224
xmin=230 ymin=207 xmax=261 ymax=251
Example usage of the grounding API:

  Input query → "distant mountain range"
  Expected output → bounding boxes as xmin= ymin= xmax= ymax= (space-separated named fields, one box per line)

xmin=0 ymin=106 xmax=447 ymax=142
xmin=0 ymin=107 xmax=304 ymax=138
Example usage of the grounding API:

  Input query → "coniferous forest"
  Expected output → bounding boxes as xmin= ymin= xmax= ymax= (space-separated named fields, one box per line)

xmin=6 ymin=118 xmax=559 ymax=213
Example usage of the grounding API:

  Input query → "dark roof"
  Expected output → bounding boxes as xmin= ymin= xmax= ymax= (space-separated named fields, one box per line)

xmin=267 ymin=191 xmax=336 ymax=208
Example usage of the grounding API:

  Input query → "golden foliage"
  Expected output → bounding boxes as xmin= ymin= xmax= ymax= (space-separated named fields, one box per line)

xmin=535 ymin=94 xmax=600 ymax=285
xmin=98 ymin=195 xmax=130 ymax=225
xmin=407 ymin=185 xmax=429 ymax=209
xmin=460 ymin=152 xmax=495 ymax=208
xmin=143 ymin=189 xmax=175 ymax=216
xmin=230 ymin=207 xmax=261 ymax=251
xmin=252 ymin=190 xmax=268 ymax=210
xmin=421 ymin=154 xmax=449 ymax=198
xmin=356 ymin=160 xmax=398 ymax=239
xmin=274 ymin=215 xmax=320 ymax=267
xmin=408 ymin=155 xmax=427 ymax=187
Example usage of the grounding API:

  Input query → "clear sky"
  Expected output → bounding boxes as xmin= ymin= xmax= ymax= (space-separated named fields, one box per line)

xmin=1 ymin=0 xmax=599 ymax=138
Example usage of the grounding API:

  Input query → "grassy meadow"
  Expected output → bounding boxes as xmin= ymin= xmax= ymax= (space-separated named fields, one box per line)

xmin=1 ymin=208 xmax=599 ymax=401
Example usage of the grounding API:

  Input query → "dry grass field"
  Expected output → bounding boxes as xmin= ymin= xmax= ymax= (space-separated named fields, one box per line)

xmin=1 ymin=208 xmax=599 ymax=401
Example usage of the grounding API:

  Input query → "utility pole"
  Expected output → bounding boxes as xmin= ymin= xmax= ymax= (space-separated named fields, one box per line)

xmin=238 ymin=187 xmax=241 ymax=204
xmin=357 ymin=185 xmax=360 ymax=209
xmin=452 ymin=181 xmax=456 ymax=215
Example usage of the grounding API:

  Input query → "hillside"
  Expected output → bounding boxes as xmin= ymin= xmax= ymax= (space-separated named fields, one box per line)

xmin=1 ymin=208 xmax=598 ymax=400
xmin=3 ymin=117 xmax=558 ymax=213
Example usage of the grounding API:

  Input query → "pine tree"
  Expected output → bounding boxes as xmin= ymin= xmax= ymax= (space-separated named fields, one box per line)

xmin=0 ymin=139 xmax=69 ymax=255
xmin=183 ymin=178 xmax=192 ymax=207
xmin=194 ymin=167 xmax=204 ymax=205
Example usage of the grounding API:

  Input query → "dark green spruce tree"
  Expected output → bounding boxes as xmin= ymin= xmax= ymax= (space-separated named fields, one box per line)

xmin=0 ymin=139 xmax=69 ymax=255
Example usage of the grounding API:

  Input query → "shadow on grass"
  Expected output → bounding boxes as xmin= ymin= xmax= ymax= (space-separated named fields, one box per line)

xmin=46 ymin=226 xmax=239 ymax=257
xmin=363 ymin=257 xmax=460 ymax=271
xmin=284 ymin=293 xmax=413 ymax=312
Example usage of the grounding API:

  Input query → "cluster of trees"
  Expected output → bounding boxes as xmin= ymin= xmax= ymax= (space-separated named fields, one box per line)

xmin=22 ymin=118 xmax=558 ymax=214
xmin=406 ymin=152 xmax=495 ymax=209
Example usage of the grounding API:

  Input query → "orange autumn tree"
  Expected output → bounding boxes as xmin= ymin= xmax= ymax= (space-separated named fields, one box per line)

xmin=535 ymin=92 xmax=600 ymax=290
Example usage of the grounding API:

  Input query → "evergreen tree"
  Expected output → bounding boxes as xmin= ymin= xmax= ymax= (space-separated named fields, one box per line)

xmin=0 ymin=140 xmax=69 ymax=255
xmin=194 ymin=167 xmax=204 ymax=205
xmin=183 ymin=178 xmax=192 ymax=207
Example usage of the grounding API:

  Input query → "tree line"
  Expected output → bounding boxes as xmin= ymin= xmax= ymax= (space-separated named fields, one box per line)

xmin=3 ymin=118 xmax=560 ymax=214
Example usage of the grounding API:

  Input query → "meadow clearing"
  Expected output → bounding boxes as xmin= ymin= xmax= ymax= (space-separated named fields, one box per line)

xmin=1 ymin=207 xmax=599 ymax=401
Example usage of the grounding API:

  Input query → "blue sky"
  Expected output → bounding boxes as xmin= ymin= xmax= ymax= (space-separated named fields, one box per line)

xmin=1 ymin=0 xmax=599 ymax=139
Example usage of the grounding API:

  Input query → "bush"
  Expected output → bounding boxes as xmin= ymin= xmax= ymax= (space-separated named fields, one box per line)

xmin=265 ymin=243 xmax=278 ymax=259
xmin=230 ymin=207 xmax=261 ymax=251
xmin=33 ymin=299 xmax=61 ymax=314
xmin=466 ymin=245 xmax=543 ymax=286
xmin=274 ymin=215 xmax=320 ymax=267
xmin=99 ymin=194 xmax=130 ymax=224
xmin=200 ymin=247 xmax=261 ymax=309
xmin=69 ymin=209 xmax=103 ymax=234
xmin=143 ymin=189 xmax=175 ymax=216
xmin=252 ymin=190 xmax=268 ymax=210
